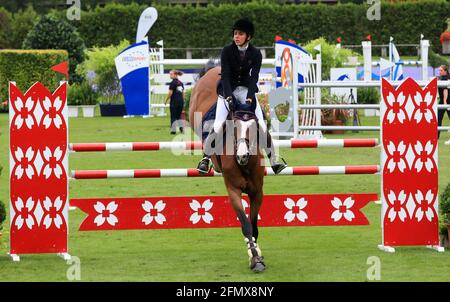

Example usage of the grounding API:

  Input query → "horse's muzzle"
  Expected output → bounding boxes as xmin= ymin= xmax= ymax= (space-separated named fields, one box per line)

xmin=236 ymin=153 xmax=250 ymax=166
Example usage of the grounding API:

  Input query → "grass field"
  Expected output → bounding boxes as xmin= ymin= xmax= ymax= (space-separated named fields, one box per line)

xmin=1 ymin=110 xmax=450 ymax=282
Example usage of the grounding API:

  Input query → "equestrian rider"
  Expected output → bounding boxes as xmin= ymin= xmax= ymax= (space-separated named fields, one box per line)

xmin=196 ymin=18 xmax=287 ymax=175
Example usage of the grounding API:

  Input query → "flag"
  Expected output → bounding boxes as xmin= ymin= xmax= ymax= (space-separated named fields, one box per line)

xmin=51 ymin=61 xmax=68 ymax=80
xmin=275 ymin=35 xmax=283 ymax=42
xmin=391 ymin=43 xmax=404 ymax=80
xmin=366 ymin=34 xmax=371 ymax=41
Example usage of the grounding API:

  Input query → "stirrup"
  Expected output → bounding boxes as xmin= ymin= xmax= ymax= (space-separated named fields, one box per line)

xmin=271 ymin=158 xmax=287 ymax=175
xmin=197 ymin=157 xmax=211 ymax=174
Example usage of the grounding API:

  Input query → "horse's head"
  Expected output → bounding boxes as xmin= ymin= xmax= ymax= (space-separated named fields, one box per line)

xmin=233 ymin=111 xmax=258 ymax=166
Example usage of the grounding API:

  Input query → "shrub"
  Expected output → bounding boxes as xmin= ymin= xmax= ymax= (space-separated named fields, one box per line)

xmin=68 ymin=81 xmax=99 ymax=106
xmin=9 ymin=5 xmax=40 ymax=49
xmin=0 ymin=163 xmax=5 ymax=232
xmin=22 ymin=14 xmax=86 ymax=83
xmin=439 ymin=183 xmax=450 ymax=236
xmin=0 ymin=49 xmax=68 ymax=106
xmin=303 ymin=37 xmax=360 ymax=80
xmin=0 ymin=7 xmax=13 ymax=49
xmin=76 ymin=39 xmax=130 ymax=104
xmin=357 ymin=87 xmax=380 ymax=104
xmin=429 ymin=48 xmax=449 ymax=70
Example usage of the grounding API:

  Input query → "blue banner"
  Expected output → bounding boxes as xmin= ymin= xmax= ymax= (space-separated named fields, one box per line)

xmin=115 ymin=41 xmax=150 ymax=116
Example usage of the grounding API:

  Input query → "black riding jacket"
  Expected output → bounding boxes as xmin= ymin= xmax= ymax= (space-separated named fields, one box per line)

xmin=220 ymin=42 xmax=262 ymax=104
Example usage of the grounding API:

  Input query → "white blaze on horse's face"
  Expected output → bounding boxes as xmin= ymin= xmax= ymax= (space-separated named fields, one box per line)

xmin=236 ymin=119 xmax=257 ymax=166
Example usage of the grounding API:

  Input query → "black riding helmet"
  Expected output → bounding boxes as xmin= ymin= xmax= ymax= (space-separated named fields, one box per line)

xmin=232 ymin=18 xmax=255 ymax=38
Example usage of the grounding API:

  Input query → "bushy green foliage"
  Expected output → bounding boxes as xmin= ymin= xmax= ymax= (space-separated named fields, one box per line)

xmin=76 ymin=39 xmax=130 ymax=103
xmin=429 ymin=48 xmax=449 ymax=69
xmin=357 ymin=87 xmax=380 ymax=104
xmin=439 ymin=183 xmax=450 ymax=235
xmin=8 ymin=5 xmax=40 ymax=49
xmin=22 ymin=14 xmax=85 ymax=83
xmin=0 ymin=7 xmax=13 ymax=49
xmin=303 ymin=37 xmax=359 ymax=80
xmin=0 ymin=49 xmax=68 ymax=104
xmin=68 ymin=81 xmax=99 ymax=106
xmin=0 ymin=164 xmax=4 ymax=231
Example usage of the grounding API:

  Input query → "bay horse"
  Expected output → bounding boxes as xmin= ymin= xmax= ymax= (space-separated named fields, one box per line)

xmin=189 ymin=64 xmax=266 ymax=272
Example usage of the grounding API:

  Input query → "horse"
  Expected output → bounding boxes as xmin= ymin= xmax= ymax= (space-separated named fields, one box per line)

xmin=189 ymin=64 xmax=266 ymax=272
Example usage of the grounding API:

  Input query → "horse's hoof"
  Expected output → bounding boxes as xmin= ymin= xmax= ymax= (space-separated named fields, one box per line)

xmin=250 ymin=256 xmax=266 ymax=273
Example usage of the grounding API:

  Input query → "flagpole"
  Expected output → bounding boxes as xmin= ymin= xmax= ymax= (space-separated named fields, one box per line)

xmin=389 ymin=37 xmax=393 ymax=81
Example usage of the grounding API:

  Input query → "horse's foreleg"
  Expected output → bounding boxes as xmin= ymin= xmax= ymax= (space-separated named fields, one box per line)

xmin=249 ymin=190 xmax=263 ymax=243
xmin=225 ymin=185 xmax=253 ymax=242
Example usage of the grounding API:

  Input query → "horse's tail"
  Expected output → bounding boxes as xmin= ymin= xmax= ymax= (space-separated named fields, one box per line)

xmin=197 ymin=58 xmax=220 ymax=80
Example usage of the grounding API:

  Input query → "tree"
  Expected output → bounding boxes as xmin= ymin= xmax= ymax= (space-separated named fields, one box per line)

xmin=0 ymin=7 xmax=13 ymax=49
xmin=22 ymin=14 xmax=86 ymax=83
xmin=9 ymin=5 xmax=40 ymax=49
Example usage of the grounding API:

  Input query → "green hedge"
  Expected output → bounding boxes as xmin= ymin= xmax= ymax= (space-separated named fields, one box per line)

xmin=56 ymin=1 xmax=450 ymax=56
xmin=0 ymin=49 xmax=68 ymax=103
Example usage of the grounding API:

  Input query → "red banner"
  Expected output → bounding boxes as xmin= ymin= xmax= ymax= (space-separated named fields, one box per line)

xmin=9 ymin=82 xmax=69 ymax=255
xmin=70 ymin=193 xmax=378 ymax=231
xmin=381 ymin=78 xmax=439 ymax=246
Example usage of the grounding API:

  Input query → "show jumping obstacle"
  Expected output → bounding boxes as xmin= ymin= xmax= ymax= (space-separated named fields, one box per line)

xmin=8 ymin=77 xmax=444 ymax=261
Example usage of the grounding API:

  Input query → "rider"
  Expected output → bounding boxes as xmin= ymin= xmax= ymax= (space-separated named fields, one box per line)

xmin=196 ymin=18 xmax=287 ymax=175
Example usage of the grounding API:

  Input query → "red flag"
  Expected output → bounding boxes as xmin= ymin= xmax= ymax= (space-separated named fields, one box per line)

xmin=336 ymin=37 xmax=342 ymax=43
xmin=366 ymin=34 xmax=372 ymax=41
xmin=51 ymin=61 xmax=68 ymax=80
xmin=288 ymin=39 xmax=297 ymax=45
xmin=275 ymin=35 xmax=283 ymax=42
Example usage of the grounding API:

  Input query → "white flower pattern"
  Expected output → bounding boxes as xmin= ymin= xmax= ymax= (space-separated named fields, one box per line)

xmin=189 ymin=199 xmax=213 ymax=224
xmin=331 ymin=197 xmax=355 ymax=222
xmin=414 ymin=190 xmax=435 ymax=222
xmin=386 ymin=190 xmax=408 ymax=222
xmin=42 ymin=96 xmax=63 ymax=129
xmin=13 ymin=96 xmax=35 ymax=129
xmin=413 ymin=140 xmax=435 ymax=173
xmin=284 ymin=197 xmax=308 ymax=222
xmin=93 ymin=201 xmax=118 ymax=226
xmin=386 ymin=92 xmax=407 ymax=124
xmin=42 ymin=146 xmax=64 ymax=179
xmin=142 ymin=200 xmax=166 ymax=225
xmin=13 ymin=146 xmax=35 ymax=179
xmin=42 ymin=196 xmax=64 ymax=229
xmin=14 ymin=197 xmax=36 ymax=230
xmin=413 ymin=91 xmax=434 ymax=123
xmin=386 ymin=141 xmax=408 ymax=173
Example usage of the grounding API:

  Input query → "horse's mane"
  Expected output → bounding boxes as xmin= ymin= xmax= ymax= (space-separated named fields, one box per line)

xmin=197 ymin=58 xmax=220 ymax=80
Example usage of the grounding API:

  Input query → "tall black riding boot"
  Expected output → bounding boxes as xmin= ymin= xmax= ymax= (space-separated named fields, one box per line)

xmin=196 ymin=129 xmax=216 ymax=174
xmin=263 ymin=130 xmax=287 ymax=175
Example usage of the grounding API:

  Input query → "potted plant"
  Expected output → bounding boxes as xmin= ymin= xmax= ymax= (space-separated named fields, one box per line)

xmin=79 ymin=81 xmax=98 ymax=117
xmin=76 ymin=40 xmax=130 ymax=117
xmin=440 ymin=18 xmax=450 ymax=54
xmin=67 ymin=83 xmax=82 ymax=117
xmin=439 ymin=183 xmax=450 ymax=248
xmin=321 ymin=92 xmax=350 ymax=134
xmin=358 ymin=87 xmax=380 ymax=117
xmin=68 ymin=81 xmax=98 ymax=117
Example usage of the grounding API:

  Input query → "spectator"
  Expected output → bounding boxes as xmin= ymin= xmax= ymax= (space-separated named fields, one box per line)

xmin=165 ymin=69 xmax=185 ymax=134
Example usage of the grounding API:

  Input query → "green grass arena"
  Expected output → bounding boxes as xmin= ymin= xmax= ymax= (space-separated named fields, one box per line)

xmin=1 ymin=112 xmax=450 ymax=281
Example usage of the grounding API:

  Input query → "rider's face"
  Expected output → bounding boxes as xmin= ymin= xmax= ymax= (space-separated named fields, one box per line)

xmin=234 ymin=30 xmax=249 ymax=47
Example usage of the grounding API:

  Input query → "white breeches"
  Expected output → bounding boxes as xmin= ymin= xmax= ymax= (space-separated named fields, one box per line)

xmin=213 ymin=86 xmax=267 ymax=133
